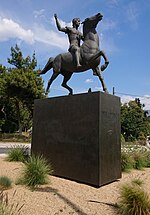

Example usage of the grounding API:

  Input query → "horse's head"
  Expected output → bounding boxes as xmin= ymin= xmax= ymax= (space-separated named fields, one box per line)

xmin=82 ymin=13 xmax=103 ymax=35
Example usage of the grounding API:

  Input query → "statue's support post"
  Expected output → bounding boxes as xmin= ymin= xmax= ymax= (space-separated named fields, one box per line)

xmin=31 ymin=91 xmax=121 ymax=187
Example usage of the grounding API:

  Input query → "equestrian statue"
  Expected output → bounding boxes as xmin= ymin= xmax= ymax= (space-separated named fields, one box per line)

xmin=39 ymin=13 xmax=109 ymax=95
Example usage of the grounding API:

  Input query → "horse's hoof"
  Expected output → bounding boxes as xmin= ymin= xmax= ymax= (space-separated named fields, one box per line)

xmin=104 ymin=89 xmax=109 ymax=94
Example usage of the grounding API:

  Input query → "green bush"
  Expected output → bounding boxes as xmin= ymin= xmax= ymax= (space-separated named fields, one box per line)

xmin=6 ymin=145 xmax=30 ymax=162
xmin=0 ymin=191 xmax=24 ymax=215
xmin=17 ymin=155 xmax=53 ymax=189
xmin=0 ymin=176 xmax=12 ymax=190
xmin=118 ymin=181 xmax=150 ymax=215
xmin=1 ymin=120 xmax=17 ymax=133
xmin=121 ymin=152 xmax=134 ymax=172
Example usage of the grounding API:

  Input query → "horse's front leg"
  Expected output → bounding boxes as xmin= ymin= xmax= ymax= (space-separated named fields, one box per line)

xmin=100 ymin=50 xmax=109 ymax=71
xmin=93 ymin=66 xmax=108 ymax=93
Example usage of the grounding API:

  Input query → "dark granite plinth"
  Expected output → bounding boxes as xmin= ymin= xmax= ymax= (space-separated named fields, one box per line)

xmin=31 ymin=91 xmax=121 ymax=187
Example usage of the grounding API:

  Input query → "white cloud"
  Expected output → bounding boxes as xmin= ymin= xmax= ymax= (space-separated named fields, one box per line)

xmin=33 ymin=24 xmax=68 ymax=50
xmin=33 ymin=9 xmax=45 ymax=19
xmin=0 ymin=17 xmax=34 ymax=44
xmin=100 ymin=34 xmax=118 ymax=53
xmin=121 ymin=95 xmax=150 ymax=110
xmin=51 ymin=16 xmax=72 ymax=28
xmin=85 ymin=78 xmax=93 ymax=83
xmin=94 ymin=86 xmax=103 ymax=91
xmin=126 ymin=2 xmax=139 ymax=30
xmin=107 ymin=0 xmax=119 ymax=7
xmin=0 ymin=16 xmax=69 ymax=50
xmin=100 ymin=20 xmax=117 ymax=32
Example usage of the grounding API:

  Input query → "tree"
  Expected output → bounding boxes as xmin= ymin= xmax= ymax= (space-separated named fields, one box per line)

xmin=1 ymin=45 xmax=45 ymax=133
xmin=121 ymin=98 xmax=150 ymax=141
xmin=0 ymin=65 xmax=7 ymax=131
xmin=8 ymin=44 xmax=37 ymax=69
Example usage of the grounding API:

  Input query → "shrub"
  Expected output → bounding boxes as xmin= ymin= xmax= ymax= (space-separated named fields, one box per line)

xmin=0 ymin=176 xmax=12 ymax=190
xmin=118 ymin=181 xmax=150 ymax=215
xmin=0 ymin=191 xmax=24 ymax=215
xmin=6 ymin=145 xmax=30 ymax=162
xmin=17 ymin=155 xmax=53 ymax=189
xmin=121 ymin=152 xmax=134 ymax=172
xmin=138 ymin=132 xmax=146 ymax=146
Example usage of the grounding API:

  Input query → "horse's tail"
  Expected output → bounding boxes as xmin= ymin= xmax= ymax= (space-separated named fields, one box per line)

xmin=40 ymin=57 xmax=54 ymax=74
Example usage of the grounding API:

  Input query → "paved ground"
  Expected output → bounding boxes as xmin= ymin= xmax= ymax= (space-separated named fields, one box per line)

xmin=0 ymin=142 xmax=31 ymax=157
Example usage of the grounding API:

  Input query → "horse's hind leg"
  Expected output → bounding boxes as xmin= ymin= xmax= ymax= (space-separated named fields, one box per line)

xmin=61 ymin=73 xmax=73 ymax=95
xmin=93 ymin=66 xmax=108 ymax=93
xmin=46 ymin=71 xmax=60 ymax=95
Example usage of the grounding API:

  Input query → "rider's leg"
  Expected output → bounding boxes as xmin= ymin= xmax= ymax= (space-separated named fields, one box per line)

xmin=74 ymin=49 xmax=82 ymax=67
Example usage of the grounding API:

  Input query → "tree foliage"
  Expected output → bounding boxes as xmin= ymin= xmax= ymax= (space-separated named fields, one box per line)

xmin=7 ymin=44 xmax=37 ymax=69
xmin=121 ymin=98 xmax=150 ymax=141
xmin=0 ymin=44 xmax=45 ymax=133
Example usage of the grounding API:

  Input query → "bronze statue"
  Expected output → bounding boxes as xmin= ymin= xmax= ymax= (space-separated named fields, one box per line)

xmin=40 ymin=13 xmax=109 ymax=95
xmin=54 ymin=14 xmax=84 ymax=67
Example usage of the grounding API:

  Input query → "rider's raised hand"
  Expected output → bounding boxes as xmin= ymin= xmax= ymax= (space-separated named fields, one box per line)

xmin=54 ymin=14 xmax=57 ymax=19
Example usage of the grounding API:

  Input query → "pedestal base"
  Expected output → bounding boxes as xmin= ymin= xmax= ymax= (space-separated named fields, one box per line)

xmin=31 ymin=91 xmax=121 ymax=187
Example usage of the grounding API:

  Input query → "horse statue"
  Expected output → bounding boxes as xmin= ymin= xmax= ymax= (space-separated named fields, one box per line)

xmin=39 ymin=13 xmax=109 ymax=95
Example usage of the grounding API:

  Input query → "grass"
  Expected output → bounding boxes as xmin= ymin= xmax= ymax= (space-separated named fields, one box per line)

xmin=121 ymin=152 xmax=134 ymax=172
xmin=118 ymin=180 xmax=150 ymax=215
xmin=6 ymin=145 xmax=30 ymax=163
xmin=131 ymin=178 xmax=144 ymax=186
xmin=0 ymin=176 xmax=12 ymax=190
xmin=143 ymin=152 xmax=150 ymax=167
xmin=0 ymin=191 xmax=24 ymax=215
xmin=121 ymin=144 xmax=150 ymax=171
xmin=17 ymin=155 xmax=53 ymax=190
xmin=132 ymin=152 xmax=146 ymax=170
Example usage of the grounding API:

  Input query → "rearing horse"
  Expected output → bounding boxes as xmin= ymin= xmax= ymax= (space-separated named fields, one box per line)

xmin=40 ymin=13 xmax=109 ymax=95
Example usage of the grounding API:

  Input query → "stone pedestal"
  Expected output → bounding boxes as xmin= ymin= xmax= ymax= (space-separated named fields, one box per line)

xmin=31 ymin=91 xmax=121 ymax=187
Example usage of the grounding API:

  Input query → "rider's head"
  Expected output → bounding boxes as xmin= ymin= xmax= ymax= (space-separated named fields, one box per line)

xmin=72 ymin=18 xmax=80 ymax=27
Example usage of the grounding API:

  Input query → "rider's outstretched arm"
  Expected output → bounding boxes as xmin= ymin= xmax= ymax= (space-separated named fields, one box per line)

xmin=54 ymin=14 xmax=67 ymax=33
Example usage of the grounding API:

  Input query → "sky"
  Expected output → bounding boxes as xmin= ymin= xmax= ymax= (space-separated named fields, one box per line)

xmin=0 ymin=0 xmax=150 ymax=110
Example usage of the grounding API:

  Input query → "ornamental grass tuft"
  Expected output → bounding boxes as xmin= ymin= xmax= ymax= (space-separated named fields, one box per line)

xmin=0 ymin=176 xmax=12 ymax=190
xmin=121 ymin=152 xmax=134 ymax=172
xmin=118 ymin=180 xmax=150 ymax=215
xmin=0 ymin=190 xmax=24 ymax=215
xmin=17 ymin=155 xmax=53 ymax=189
xmin=6 ymin=145 xmax=30 ymax=162
xmin=132 ymin=152 xmax=146 ymax=170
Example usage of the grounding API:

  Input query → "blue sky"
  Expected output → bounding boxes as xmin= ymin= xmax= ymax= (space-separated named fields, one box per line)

xmin=0 ymin=0 xmax=150 ymax=109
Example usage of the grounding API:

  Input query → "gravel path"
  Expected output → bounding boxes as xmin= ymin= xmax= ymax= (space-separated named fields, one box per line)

xmin=0 ymin=157 xmax=150 ymax=215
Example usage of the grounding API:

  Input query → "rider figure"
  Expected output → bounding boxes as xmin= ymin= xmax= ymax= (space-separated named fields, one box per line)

xmin=54 ymin=14 xmax=84 ymax=68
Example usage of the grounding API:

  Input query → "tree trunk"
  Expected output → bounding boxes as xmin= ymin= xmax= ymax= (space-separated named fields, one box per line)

xmin=15 ymin=100 xmax=22 ymax=134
